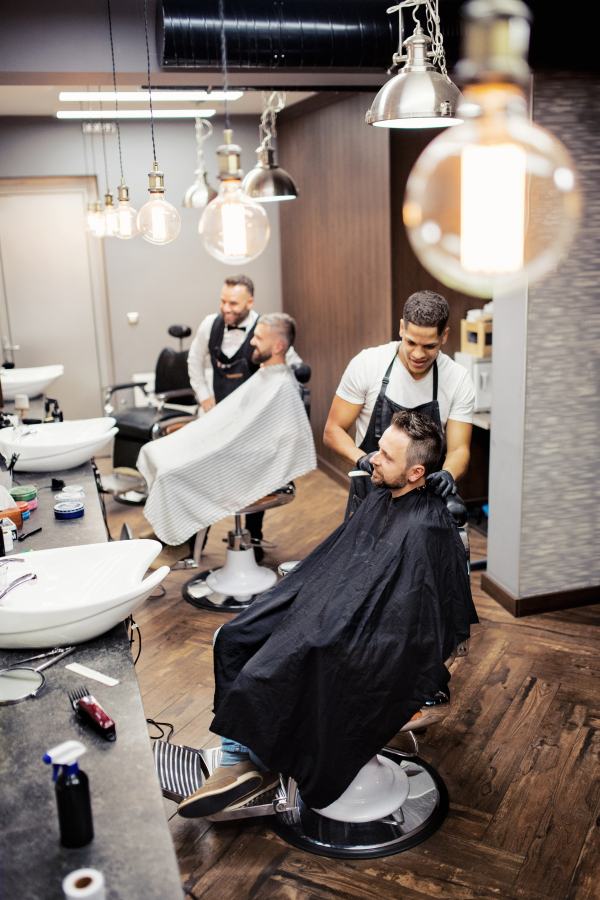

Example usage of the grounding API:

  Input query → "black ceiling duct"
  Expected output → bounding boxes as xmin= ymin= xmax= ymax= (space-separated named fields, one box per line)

xmin=158 ymin=0 xmax=398 ymax=70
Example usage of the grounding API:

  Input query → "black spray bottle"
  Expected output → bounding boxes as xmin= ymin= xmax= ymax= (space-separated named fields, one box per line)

xmin=43 ymin=739 xmax=94 ymax=848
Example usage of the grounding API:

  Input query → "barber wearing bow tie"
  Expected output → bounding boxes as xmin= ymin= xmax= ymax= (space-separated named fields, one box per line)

xmin=187 ymin=274 xmax=303 ymax=557
xmin=188 ymin=274 xmax=302 ymax=413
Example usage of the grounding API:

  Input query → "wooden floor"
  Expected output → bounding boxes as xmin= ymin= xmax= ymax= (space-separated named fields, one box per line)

xmin=103 ymin=468 xmax=600 ymax=900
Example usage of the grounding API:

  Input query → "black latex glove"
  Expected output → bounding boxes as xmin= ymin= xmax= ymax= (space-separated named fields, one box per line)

xmin=426 ymin=469 xmax=457 ymax=499
xmin=356 ymin=451 xmax=377 ymax=474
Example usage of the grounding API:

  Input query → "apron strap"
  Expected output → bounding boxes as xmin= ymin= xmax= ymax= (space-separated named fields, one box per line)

xmin=375 ymin=347 xmax=399 ymax=441
xmin=433 ymin=359 xmax=438 ymax=402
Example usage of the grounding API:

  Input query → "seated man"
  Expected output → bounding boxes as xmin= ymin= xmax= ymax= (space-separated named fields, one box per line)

xmin=178 ymin=409 xmax=478 ymax=819
xmin=136 ymin=313 xmax=316 ymax=549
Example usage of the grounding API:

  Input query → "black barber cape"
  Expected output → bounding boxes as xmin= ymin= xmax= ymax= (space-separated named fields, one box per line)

xmin=211 ymin=485 xmax=478 ymax=809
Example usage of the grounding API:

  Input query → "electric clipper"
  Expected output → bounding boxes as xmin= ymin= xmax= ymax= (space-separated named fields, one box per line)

xmin=69 ymin=685 xmax=116 ymax=741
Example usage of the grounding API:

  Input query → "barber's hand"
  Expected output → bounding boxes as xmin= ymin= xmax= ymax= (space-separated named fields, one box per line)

xmin=356 ymin=451 xmax=377 ymax=474
xmin=201 ymin=396 xmax=216 ymax=414
xmin=426 ymin=469 xmax=457 ymax=499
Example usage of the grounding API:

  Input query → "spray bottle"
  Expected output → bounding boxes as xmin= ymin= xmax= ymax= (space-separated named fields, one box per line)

xmin=43 ymin=739 xmax=94 ymax=848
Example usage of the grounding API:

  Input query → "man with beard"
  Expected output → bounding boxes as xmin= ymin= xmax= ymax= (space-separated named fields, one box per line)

xmin=137 ymin=313 xmax=316 ymax=550
xmin=177 ymin=409 xmax=477 ymax=819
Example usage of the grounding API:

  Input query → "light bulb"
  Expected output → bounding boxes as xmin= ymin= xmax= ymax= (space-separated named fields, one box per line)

xmin=198 ymin=129 xmax=270 ymax=265
xmin=114 ymin=181 xmax=139 ymax=240
xmin=91 ymin=201 xmax=106 ymax=238
xmin=403 ymin=83 xmax=581 ymax=298
xmin=137 ymin=163 xmax=181 ymax=245
xmin=84 ymin=202 xmax=99 ymax=232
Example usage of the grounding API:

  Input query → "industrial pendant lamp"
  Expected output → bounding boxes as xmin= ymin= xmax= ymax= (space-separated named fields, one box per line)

xmin=137 ymin=0 xmax=181 ymax=244
xmin=198 ymin=0 xmax=270 ymax=263
xmin=242 ymin=92 xmax=298 ymax=202
xmin=366 ymin=0 xmax=463 ymax=129
xmin=403 ymin=0 xmax=581 ymax=298
xmin=183 ymin=118 xmax=218 ymax=209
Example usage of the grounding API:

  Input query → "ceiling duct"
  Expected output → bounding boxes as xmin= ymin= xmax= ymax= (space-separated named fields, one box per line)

xmin=158 ymin=0 xmax=398 ymax=71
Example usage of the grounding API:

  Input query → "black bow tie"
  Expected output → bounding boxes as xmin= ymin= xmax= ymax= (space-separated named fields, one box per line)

xmin=227 ymin=324 xmax=246 ymax=331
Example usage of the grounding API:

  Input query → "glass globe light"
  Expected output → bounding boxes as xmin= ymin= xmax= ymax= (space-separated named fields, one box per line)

xmin=403 ymin=83 xmax=581 ymax=299
xmin=199 ymin=129 xmax=270 ymax=265
xmin=137 ymin=163 xmax=181 ymax=245
xmin=100 ymin=190 xmax=120 ymax=238
xmin=91 ymin=201 xmax=106 ymax=238
xmin=114 ymin=180 xmax=139 ymax=240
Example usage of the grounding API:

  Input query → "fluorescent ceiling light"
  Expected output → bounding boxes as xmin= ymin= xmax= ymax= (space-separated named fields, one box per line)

xmin=59 ymin=91 xmax=243 ymax=102
xmin=57 ymin=109 xmax=216 ymax=119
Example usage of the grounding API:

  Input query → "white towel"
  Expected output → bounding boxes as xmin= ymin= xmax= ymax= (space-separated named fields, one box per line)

xmin=137 ymin=364 xmax=317 ymax=545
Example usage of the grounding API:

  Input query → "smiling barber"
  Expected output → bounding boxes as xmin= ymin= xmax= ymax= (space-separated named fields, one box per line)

xmin=324 ymin=290 xmax=475 ymax=517
xmin=187 ymin=274 xmax=302 ymax=413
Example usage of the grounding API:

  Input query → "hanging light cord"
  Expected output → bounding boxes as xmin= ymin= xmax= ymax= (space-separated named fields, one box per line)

xmin=218 ymin=0 xmax=230 ymax=130
xmin=81 ymin=103 xmax=90 ymax=176
xmin=99 ymin=92 xmax=110 ymax=193
xmin=259 ymin=91 xmax=285 ymax=151
xmin=88 ymin=92 xmax=98 ymax=195
xmin=142 ymin=0 xmax=157 ymax=163
xmin=106 ymin=0 xmax=124 ymax=180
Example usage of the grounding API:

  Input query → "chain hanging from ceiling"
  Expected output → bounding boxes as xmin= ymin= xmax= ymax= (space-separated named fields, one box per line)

xmin=387 ymin=0 xmax=449 ymax=79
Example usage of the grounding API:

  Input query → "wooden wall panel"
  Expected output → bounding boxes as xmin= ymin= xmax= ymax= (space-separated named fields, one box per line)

xmin=389 ymin=129 xmax=477 ymax=357
xmin=278 ymin=93 xmax=392 ymax=484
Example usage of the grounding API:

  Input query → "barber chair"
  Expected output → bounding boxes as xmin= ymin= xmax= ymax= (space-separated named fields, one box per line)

xmin=102 ymin=325 xmax=197 ymax=493
xmin=153 ymin=510 xmax=470 ymax=859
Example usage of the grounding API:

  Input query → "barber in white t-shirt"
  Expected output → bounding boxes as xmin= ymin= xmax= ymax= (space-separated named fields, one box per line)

xmin=324 ymin=290 xmax=475 ymax=517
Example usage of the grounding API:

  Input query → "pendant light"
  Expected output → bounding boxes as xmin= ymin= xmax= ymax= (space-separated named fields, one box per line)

xmin=366 ymin=1 xmax=463 ymax=129
xmin=242 ymin=92 xmax=298 ymax=202
xmin=198 ymin=0 xmax=270 ymax=263
xmin=402 ymin=0 xmax=581 ymax=299
xmin=136 ymin=0 xmax=181 ymax=245
xmin=183 ymin=118 xmax=218 ymax=209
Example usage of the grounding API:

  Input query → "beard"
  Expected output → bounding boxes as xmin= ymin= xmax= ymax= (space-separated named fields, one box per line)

xmin=371 ymin=467 xmax=408 ymax=491
xmin=252 ymin=347 xmax=272 ymax=365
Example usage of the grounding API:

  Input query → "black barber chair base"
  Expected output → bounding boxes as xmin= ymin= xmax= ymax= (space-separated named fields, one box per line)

xmin=153 ymin=741 xmax=447 ymax=860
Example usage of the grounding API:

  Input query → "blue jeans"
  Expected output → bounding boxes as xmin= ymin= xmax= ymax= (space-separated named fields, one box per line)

xmin=214 ymin=626 xmax=267 ymax=772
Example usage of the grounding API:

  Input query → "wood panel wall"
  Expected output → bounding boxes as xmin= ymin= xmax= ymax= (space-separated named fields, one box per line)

xmin=278 ymin=93 xmax=392 ymax=485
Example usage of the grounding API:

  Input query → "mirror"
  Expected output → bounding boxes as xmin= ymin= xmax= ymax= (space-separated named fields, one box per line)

xmin=0 ymin=668 xmax=44 ymax=704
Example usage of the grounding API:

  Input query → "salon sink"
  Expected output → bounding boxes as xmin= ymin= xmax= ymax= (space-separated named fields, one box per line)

xmin=0 ymin=418 xmax=118 ymax=472
xmin=0 ymin=540 xmax=169 ymax=649
xmin=0 ymin=364 xmax=65 ymax=400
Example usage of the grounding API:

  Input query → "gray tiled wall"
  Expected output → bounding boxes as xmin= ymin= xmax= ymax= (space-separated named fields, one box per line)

xmin=519 ymin=74 xmax=600 ymax=597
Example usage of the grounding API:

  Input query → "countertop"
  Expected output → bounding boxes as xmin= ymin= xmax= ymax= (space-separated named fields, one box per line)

xmin=0 ymin=462 xmax=183 ymax=900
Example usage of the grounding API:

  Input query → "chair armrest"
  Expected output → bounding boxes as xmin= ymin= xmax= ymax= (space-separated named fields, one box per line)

xmin=104 ymin=381 xmax=150 ymax=400
xmin=155 ymin=389 xmax=197 ymax=402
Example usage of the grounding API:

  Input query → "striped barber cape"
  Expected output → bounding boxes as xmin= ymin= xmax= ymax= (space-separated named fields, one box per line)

xmin=136 ymin=364 xmax=317 ymax=546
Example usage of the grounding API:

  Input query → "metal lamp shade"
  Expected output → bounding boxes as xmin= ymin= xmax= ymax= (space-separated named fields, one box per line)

xmin=366 ymin=69 xmax=464 ymax=129
xmin=242 ymin=148 xmax=298 ymax=202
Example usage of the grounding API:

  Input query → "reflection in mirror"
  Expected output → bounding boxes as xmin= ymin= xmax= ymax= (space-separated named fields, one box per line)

xmin=0 ymin=668 xmax=44 ymax=703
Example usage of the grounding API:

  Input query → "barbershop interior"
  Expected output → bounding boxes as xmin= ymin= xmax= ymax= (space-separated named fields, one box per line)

xmin=1 ymin=0 xmax=599 ymax=898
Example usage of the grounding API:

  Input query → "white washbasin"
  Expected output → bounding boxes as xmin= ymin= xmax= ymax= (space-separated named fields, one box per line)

xmin=0 ymin=418 xmax=118 ymax=472
xmin=0 ymin=540 xmax=169 ymax=649
xmin=0 ymin=365 xmax=64 ymax=400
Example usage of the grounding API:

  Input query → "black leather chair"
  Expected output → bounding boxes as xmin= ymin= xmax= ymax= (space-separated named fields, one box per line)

xmin=104 ymin=325 xmax=197 ymax=470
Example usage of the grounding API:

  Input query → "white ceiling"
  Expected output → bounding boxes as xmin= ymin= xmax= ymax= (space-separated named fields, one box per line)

xmin=0 ymin=86 xmax=314 ymax=117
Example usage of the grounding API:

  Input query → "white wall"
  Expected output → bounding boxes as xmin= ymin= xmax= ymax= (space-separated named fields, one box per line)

xmin=0 ymin=115 xmax=283 ymax=381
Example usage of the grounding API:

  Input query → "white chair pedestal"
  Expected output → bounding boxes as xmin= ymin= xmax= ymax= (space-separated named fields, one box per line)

xmin=206 ymin=545 xmax=277 ymax=602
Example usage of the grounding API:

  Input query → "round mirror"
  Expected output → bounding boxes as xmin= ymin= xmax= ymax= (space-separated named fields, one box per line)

xmin=0 ymin=668 xmax=44 ymax=704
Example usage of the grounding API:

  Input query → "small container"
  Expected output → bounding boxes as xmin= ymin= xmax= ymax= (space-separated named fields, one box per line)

xmin=43 ymin=740 xmax=94 ymax=849
xmin=16 ymin=500 xmax=30 ymax=520
xmin=2 ymin=527 xmax=13 ymax=552
xmin=10 ymin=484 xmax=37 ymax=504
xmin=54 ymin=501 xmax=85 ymax=520
xmin=55 ymin=491 xmax=85 ymax=504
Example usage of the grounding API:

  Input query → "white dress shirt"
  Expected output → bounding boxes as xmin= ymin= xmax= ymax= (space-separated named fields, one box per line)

xmin=188 ymin=310 xmax=303 ymax=402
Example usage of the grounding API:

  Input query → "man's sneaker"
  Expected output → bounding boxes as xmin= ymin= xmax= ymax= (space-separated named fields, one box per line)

xmin=398 ymin=691 xmax=451 ymax=733
xmin=223 ymin=770 xmax=280 ymax=811
xmin=177 ymin=761 xmax=263 ymax=818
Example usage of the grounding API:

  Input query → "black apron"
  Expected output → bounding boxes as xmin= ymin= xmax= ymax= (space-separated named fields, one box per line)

xmin=345 ymin=346 xmax=446 ymax=519
xmin=208 ymin=314 xmax=259 ymax=404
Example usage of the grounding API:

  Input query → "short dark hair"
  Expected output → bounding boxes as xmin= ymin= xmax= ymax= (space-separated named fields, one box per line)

xmin=403 ymin=290 xmax=449 ymax=335
xmin=224 ymin=274 xmax=254 ymax=296
xmin=258 ymin=313 xmax=296 ymax=350
xmin=390 ymin=409 xmax=442 ymax=476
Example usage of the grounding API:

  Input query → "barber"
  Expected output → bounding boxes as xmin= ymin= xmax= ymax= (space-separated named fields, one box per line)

xmin=323 ymin=290 xmax=475 ymax=517
xmin=188 ymin=274 xmax=303 ymax=555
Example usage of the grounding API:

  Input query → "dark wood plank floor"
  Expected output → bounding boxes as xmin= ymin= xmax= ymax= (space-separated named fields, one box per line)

xmin=101 ymin=466 xmax=600 ymax=900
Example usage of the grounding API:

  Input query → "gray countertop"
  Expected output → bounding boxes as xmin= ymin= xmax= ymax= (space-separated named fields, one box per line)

xmin=0 ymin=462 xmax=183 ymax=900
